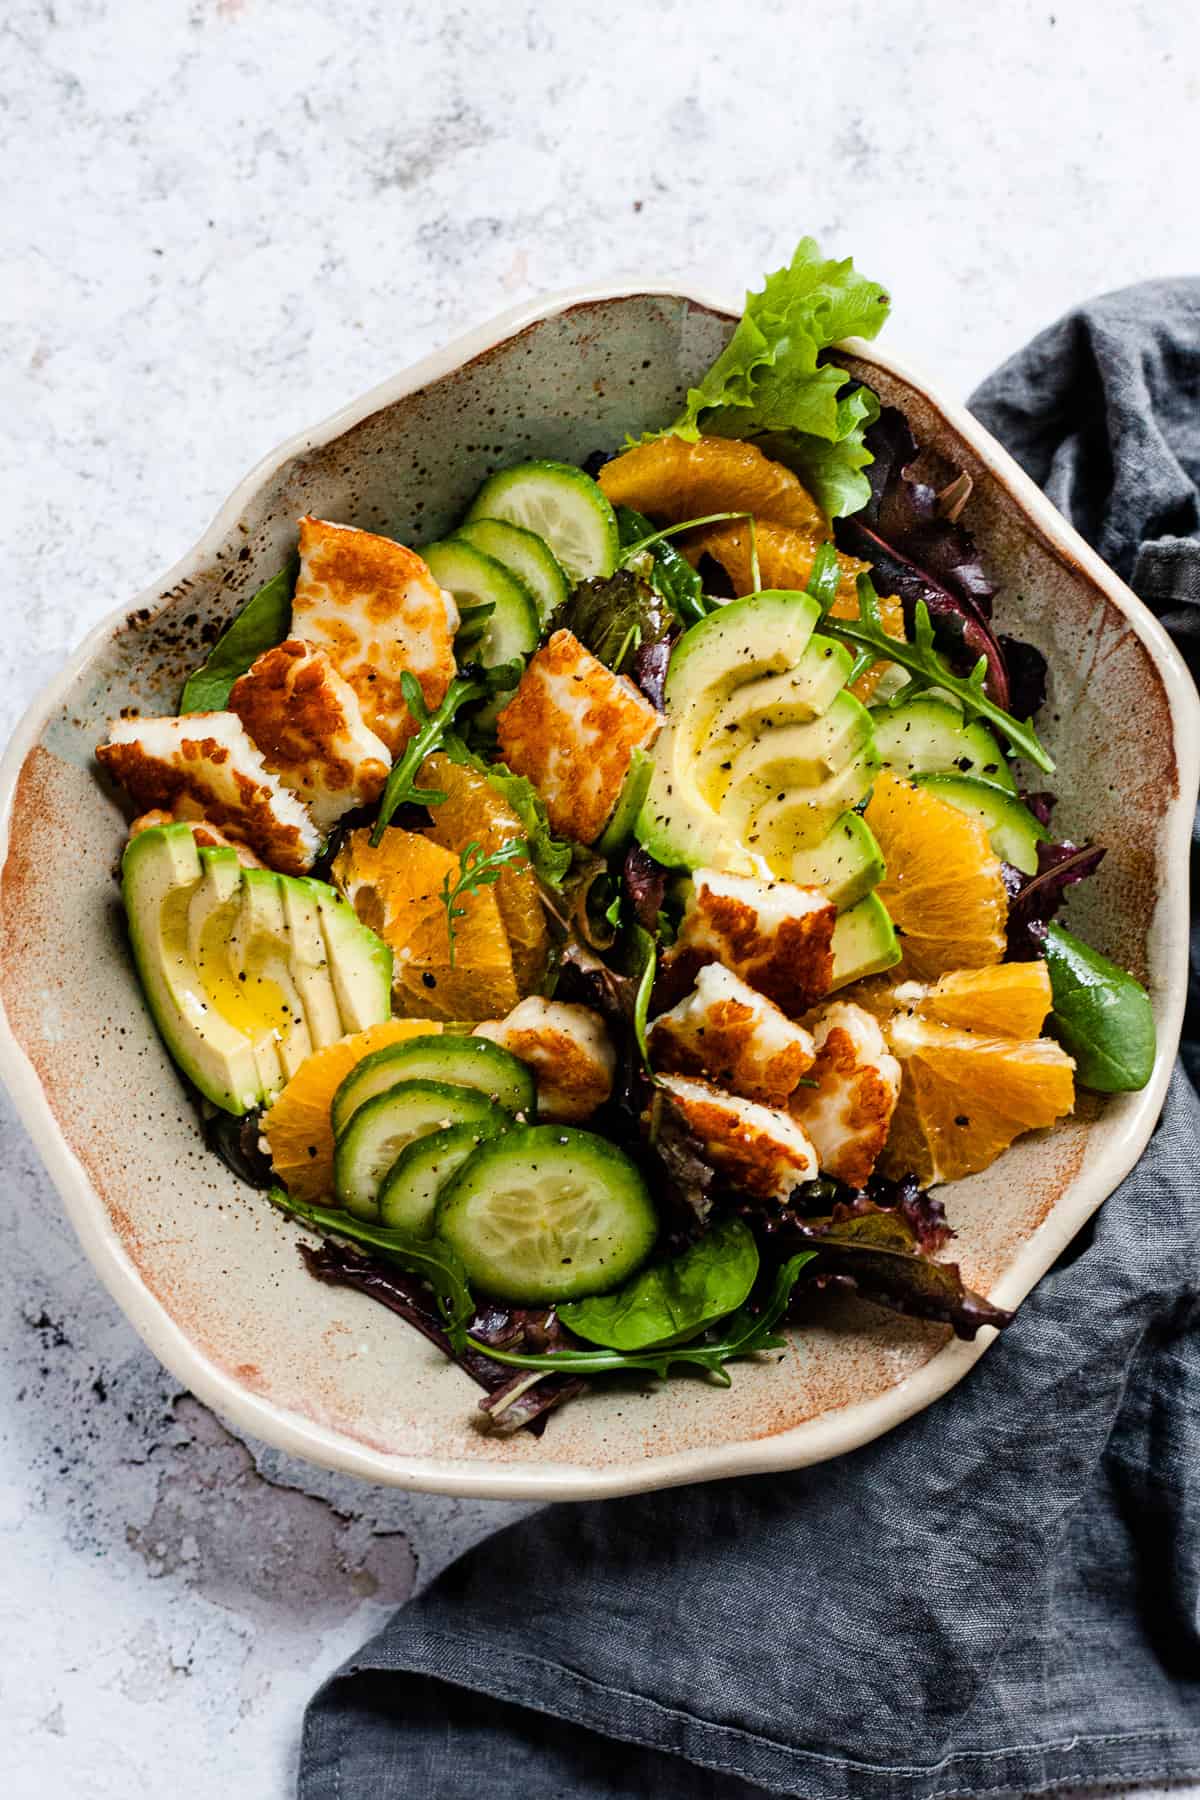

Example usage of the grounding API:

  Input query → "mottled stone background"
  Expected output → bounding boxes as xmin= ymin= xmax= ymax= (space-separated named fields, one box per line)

xmin=2 ymin=1 xmax=1198 ymax=1794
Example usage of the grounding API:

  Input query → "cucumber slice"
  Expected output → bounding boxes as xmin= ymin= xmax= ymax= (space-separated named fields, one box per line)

xmin=596 ymin=747 xmax=654 ymax=857
xmin=455 ymin=518 xmax=569 ymax=626
xmin=872 ymin=696 xmax=1015 ymax=792
xmin=334 ymin=1080 xmax=508 ymax=1219
xmin=916 ymin=773 xmax=1048 ymax=875
xmin=423 ymin=540 xmax=538 ymax=669
xmin=377 ymin=1118 xmax=511 ymax=1236
xmin=465 ymin=460 xmax=619 ymax=586
xmin=436 ymin=1124 xmax=657 ymax=1303
xmin=331 ymin=1034 xmax=536 ymax=1137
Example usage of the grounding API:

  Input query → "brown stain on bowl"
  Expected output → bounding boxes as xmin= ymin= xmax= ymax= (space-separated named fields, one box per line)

xmin=0 ymin=295 xmax=1187 ymax=1486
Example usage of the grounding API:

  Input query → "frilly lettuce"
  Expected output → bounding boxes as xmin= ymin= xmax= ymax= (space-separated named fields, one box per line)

xmin=648 ymin=237 xmax=891 ymax=517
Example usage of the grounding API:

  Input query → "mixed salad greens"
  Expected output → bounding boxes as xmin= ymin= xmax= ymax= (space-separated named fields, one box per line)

xmin=97 ymin=237 xmax=1156 ymax=1438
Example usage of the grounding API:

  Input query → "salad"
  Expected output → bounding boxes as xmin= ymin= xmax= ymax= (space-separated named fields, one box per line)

xmin=95 ymin=238 xmax=1156 ymax=1438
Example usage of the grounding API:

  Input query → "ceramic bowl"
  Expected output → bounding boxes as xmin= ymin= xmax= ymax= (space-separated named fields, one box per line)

xmin=1 ymin=286 xmax=1195 ymax=1500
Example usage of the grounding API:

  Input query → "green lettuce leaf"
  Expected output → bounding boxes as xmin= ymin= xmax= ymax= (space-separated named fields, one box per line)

xmin=482 ymin=763 xmax=574 ymax=891
xmin=650 ymin=236 xmax=890 ymax=517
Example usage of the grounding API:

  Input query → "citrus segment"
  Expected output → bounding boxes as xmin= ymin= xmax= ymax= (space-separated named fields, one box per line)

xmin=864 ymin=772 xmax=1008 ymax=979
xmin=598 ymin=435 xmax=831 ymax=534
xmin=263 ymin=1018 xmax=439 ymax=1201
xmin=419 ymin=752 xmax=550 ymax=994
xmin=332 ymin=828 xmax=520 ymax=1023
xmin=880 ymin=1015 xmax=1075 ymax=1185
xmin=847 ymin=963 xmax=1054 ymax=1041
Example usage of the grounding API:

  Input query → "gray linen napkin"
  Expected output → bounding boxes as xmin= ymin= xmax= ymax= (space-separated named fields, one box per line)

xmin=300 ymin=281 xmax=1200 ymax=1800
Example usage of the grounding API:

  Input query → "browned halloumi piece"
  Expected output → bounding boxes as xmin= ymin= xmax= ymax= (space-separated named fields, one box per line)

xmin=474 ymin=998 xmax=614 ymax=1122
xmin=654 ymin=1073 xmax=818 ymax=1201
xmin=789 ymin=1001 xmax=900 ymax=1190
xmin=227 ymin=638 xmax=391 ymax=832
xmin=129 ymin=807 xmax=265 ymax=868
xmin=292 ymin=516 xmax=459 ymax=756
xmin=494 ymin=629 xmax=661 ymax=844
xmin=648 ymin=962 xmax=816 ymax=1106
xmin=667 ymin=868 xmax=836 ymax=1017
xmin=97 ymin=713 xmax=320 ymax=875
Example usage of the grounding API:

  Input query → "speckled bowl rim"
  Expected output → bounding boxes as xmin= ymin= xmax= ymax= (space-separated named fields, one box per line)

xmin=1 ymin=283 xmax=1196 ymax=1500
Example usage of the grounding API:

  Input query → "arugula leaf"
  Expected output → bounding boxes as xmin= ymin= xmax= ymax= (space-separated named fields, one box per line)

xmin=370 ymin=663 xmax=521 ymax=845
xmin=440 ymin=837 xmax=530 ymax=966
xmin=466 ymin=1251 xmax=816 ymax=1386
xmin=1041 ymin=923 xmax=1156 ymax=1092
xmin=180 ymin=558 xmax=296 ymax=712
xmin=645 ymin=237 xmax=891 ymax=518
xmin=820 ymin=578 xmax=1055 ymax=773
xmin=269 ymin=1187 xmax=475 ymax=1351
xmin=560 ymin=1217 xmax=759 ymax=1351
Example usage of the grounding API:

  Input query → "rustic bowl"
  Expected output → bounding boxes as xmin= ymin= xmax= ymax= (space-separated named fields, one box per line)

xmin=1 ymin=287 xmax=1195 ymax=1500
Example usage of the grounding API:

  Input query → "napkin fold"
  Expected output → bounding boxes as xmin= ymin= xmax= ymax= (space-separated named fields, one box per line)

xmin=301 ymin=280 xmax=1200 ymax=1800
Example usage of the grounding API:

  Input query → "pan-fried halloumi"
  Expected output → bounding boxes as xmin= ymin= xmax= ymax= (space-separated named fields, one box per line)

xmin=227 ymin=638 xmax=391 ymax=832
xmin=667 ymin=868 xmax=836 ymax=1016
xmin=648 ymin=963 xmax=816 ymax=1106
xmin=474 ymin=997 xmax=615 ymax=1122
xmin=97 ymin=713 xmax=321 ymax=875
xmin=789 ymin=1001 xmax=900 ymax=1189
xmin=129 ymin=807 xmax=265 ymax=868
xmin=494 ymin=629 xmax=661 ymax=844
xmin=654 ymin=1073 xmax=818 ymax=1201
xmin=292 ymin=516 xmax=459 ymax=755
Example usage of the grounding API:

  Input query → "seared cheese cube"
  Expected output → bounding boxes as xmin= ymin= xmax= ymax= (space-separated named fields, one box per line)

xmin=648 ymin=963 xmax=815 ymax=1106
xmin=97 ymin=713 xmax=320 ymax=875
xmin=494 ymin=629 xmax=661 ymax=843
xmin=228 ymin=638 xmax=391 ymax=832
xmin=656 ymin=1073 xmax=817 ymax=1201
xmin=292 ymin=516 xmax=459 ymax=756
xmin=129 ymin=808 xmax=265 ymax=867
xmin=789 ymin=1001 xmax=900 ymax=1190
xmin=474 ymin=998 xmax=614 ymax=1122
xmin=669 ymin=868 xmax=836 ymax=1016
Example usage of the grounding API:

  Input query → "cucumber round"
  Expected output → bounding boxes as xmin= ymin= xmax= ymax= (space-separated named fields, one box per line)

xmin=378 ymin=1119 xmax=512 ymax=1236
xmin=454 ymin=518 xmax=569 ymax=626
xmin=435 ymin=1125 xmax=657 ymax=1304
xmin=331 ymin=1034 xmax=536 ymax=1137
xmin=916 ymin=773 xmax=1048 ymax=875
xmin=465 ymin=460 xmax=619 ymax=586
xmin=334 ymin=1080 xmax=508 ymax=1219
xmin=423 ymin=539 xmax=538 ymax=669
xmin=871 ymin=696 xmax=1015 ymax=791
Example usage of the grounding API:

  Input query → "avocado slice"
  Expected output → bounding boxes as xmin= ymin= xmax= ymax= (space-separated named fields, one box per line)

xmin=664 ymin=590 xmax=822 ymax=746
xmin=829 ymin=891 xmax=901 ymax=988
xmin=228 ymin=869 xmax=314 ymax=1081
xmin=278 ymin=875 xmax=346 ymax=1049
xmin=187 ymin=846 xmax=286 ymax=1097
xmin=635 ymin=720 xmax=755 ymax=873
xmin=716 ymin=692 xmax=874 ymax=814
xmin=736 ymin=746 xmax=880 ymax=850
xmin=302 ymin=880 xmax=393 ymax=1032
xmin=782 ymin=811 xmax=886 ymax=911
xmin=121 ymin=825 xmax=262 ymax=1115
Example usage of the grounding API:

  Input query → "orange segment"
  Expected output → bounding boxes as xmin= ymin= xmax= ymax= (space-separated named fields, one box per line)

xmin=332 ymin=827 xmax=520 ymax=1023
xmin=880 ymin=1015 xmax=1075 ymax=1185
xmin=849 ymin=963 xmax=1054 ymax=1041
xmin=419 ymin=752 xmax=550 ymax=995
xmin=263 ymin=1018 xmax=439 ymax=1201
xmin=599 ymin=434 xmax=831 ymax=534
xmin=865 ymin=772 xmax=1008 ymax=980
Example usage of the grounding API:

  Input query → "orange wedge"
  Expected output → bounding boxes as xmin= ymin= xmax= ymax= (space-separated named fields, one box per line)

xmin=599 ymin=434 xmax=832 ymax=534
xmin=419 ymin=752 xmax=550 ymax=995
xmin=332 ymin=827 xmax=520 ymax=1023
xmin=879 ymin=1015 xmax=1075 ymax=1185
xmin=864 ymin=772 xmax=1008 ymax=980
xmin=263 ymin=1018 xmax=440 ymax=1201
xmin=850 ymin=963 xmax=1054 ymax=1041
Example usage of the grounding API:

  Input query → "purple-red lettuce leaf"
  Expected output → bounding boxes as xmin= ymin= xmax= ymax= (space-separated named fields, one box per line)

xmin=1006 ymin=840 xmax=1107 ymax=960
xmin=998 ymin=634 xmax=1049 ymax=720
xmin=623 ymin=844 xmax=668 ymax=932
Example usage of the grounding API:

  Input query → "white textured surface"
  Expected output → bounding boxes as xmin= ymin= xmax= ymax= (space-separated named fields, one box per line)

xmin=2 ymin=1 xmax=1199 ymax=1794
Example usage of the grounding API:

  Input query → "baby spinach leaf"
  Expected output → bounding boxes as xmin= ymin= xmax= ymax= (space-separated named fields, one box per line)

xmin=180 ymin=557 xmax=297 ymax=712
xmin=467 ymin=1251 xmax=817 ymax=1386
xmin=1042 ymin=922 xmax=1156 ymax=1092
xmin=617 ymin=505 xmax=706 ymax=625
xmin=559 ymin=1216 xmax=759 ymax=1350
